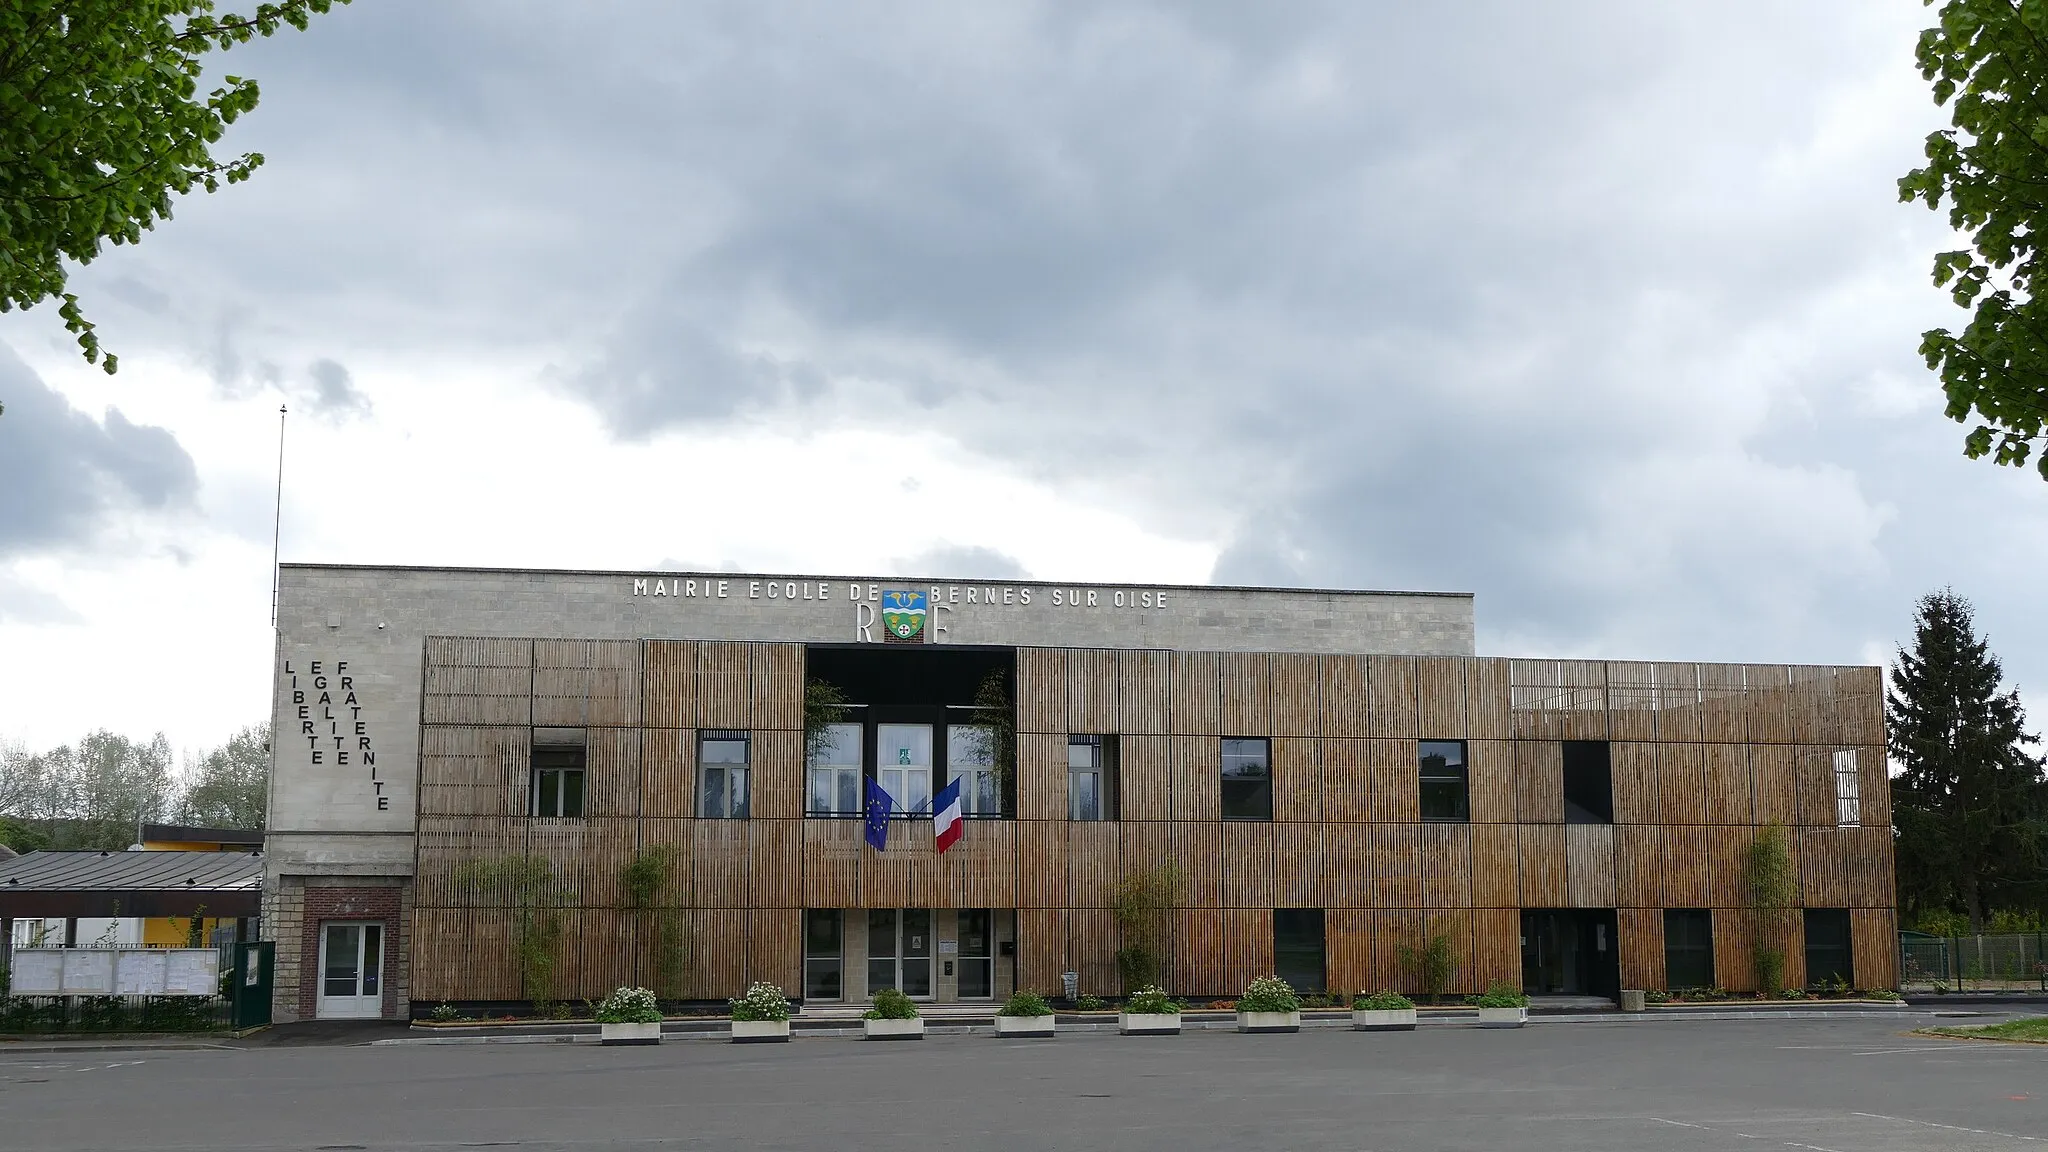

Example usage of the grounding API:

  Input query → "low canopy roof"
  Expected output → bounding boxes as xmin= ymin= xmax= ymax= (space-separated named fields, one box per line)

xmin=0 ymin=850 xmax=263 ymax=919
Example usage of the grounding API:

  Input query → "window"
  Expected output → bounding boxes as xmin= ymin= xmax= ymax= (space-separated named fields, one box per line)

xmin=1804 ymin=909 xmax=1853 ymax=989
xmin=699 ymin=730 xmax=750 ymax=819
xmin=1273 ymin=908 xmax=1326 ymax=993
xmin=530 ymin=729 xmax=586 ymax=818
xmin=1562 ymin=740 xmax=1614 ymax=824
xmin=1663 ymin=909 xmax=1715 ymax=990
xmin=808 ymin=722 xmax=862 ymax=816
xmin=1419 ymin=740 xmax=1469 ymax=822
xmin=1068 ymin=735 xmax=1118 ymax=821
xmin=1221 ymin=738 xmax=1272 ymax=821
xmin=1832 ymin=750 xmax=1860 ymax=827
xmin=877 ymin=724 xmax=933 ymax=815
xmin=947 ymin=725 xmax=1001 ymax=817
xmin=804 ymin=909 xmax=842 ymax=1000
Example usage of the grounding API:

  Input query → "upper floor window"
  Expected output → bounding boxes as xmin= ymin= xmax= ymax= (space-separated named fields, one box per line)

xmin=1068 ymin=735 xmax=1118 ymax=821
xmin=877 ymin=724 xmax=933 ymax=815
xmin=1220 ymin=737 xmax=1271 ymax=821
xmin=947 ymin=724 xmax=1001 ymax=817
xmin=808 ymin=722 xmax=862 ymax=816
xmin=1832 ymin=750 xmax=1860 ymax=827
xmin=530 ymin=728 xmax=586 ymax=818
xmin=1562 ymin=740 xmax=1613 ymax=824
xmin=1419 ymin=740 xmax=1469 ymax=822
xmin=699 ymin=730 xmax=751 ymax=819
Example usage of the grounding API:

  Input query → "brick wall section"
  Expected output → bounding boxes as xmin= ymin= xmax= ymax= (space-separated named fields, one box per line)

xmin=289 ymin=879 xmax=411 ymax=1020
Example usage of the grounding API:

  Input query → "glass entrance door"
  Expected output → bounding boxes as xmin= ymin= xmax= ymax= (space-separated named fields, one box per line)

xmin=866 ymin=909 xmax=933 ymax=999
xmin=315 ymin=921 xmax=384 ymax=1019
xmin=957 ymin=909 xmax=993 ymax=999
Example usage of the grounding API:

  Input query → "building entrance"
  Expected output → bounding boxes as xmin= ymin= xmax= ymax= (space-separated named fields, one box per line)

xmin=866 ymin=909 xmax=933 ymax=999
xmin=316 ymin=921 xmax=384 ymax=1019
xmin=1520 ymin=909 xmax=1619 ymax=1000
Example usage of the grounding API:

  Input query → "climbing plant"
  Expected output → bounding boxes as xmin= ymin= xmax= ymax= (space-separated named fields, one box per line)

xmin=454 ymin=855 xmax=567 ymax=1012
xmin=804 ymin=678 xmax=851 ymax=764
xmin=1110 ymin=861 xmax=1184 ymax=993
xmin=1743 ymin=823 xmax=1799 ymax=993
xmin=620 ymin=844 xmax=689 ymax=999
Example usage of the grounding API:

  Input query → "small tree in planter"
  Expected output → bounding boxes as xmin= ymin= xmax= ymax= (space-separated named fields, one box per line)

xmin=729 ymin=982 xmax=792 ymax=1043
xmin=1351 ymin=989 xmax=1417 ymax=1032
xmin=994 ymin=990 xmax=1056 ymax=1037
xmin=1470 ymin=980 xmax=1529 ymax=1028
xmin=595 ymin=986 xmax=662 ymax=1045
xmin=1119 ymin=985 xmax=1182 ymax=1036
xmin=862 ymin=987 xmax=923 ymax=1040
xmin=1235 ymin=975 xmax=1302 ymax=1034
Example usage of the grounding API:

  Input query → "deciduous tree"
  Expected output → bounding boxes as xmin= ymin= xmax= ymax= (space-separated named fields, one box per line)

xmin=1901 ymin=0 xmax=2048 ymax=480
xmin=0 ymin=1 xmax=347 ymax=374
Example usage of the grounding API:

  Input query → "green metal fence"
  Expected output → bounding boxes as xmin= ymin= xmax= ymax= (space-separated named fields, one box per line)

xmin=1899 ymin=931 xmax=2048 ymax=992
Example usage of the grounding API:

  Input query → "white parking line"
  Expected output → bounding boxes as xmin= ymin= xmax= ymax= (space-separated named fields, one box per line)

xmin=1850 ymin=1111 xmax=2046 ymax=1144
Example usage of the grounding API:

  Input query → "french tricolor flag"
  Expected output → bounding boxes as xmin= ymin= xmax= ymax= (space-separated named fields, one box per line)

xmin=933 ymin=777 xmax=964 ymax=854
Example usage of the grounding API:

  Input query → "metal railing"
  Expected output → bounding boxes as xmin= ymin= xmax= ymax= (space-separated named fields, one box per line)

xmin=1900 ymin=933 xmax=2048 ymax=993
xmin=0 ymin=994 xmax=232 ymax=1033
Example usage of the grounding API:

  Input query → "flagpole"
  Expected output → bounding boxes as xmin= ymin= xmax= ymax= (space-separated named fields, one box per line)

xmin=270 ymin=405 xmax=286 ymax=627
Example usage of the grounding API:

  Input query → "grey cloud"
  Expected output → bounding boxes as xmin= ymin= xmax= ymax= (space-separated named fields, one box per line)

xmin=0 ymin=343 xmax=200 ymax=558
xmin=41 ymin=3 xmax=2048 ymax=700
xmin=306 ymin=359 xmax=372 ymax=421
xmin=894 ymin=545 xmax=1032 ymax=582
xmin=0 ymin=572 xmax=85 ymax=626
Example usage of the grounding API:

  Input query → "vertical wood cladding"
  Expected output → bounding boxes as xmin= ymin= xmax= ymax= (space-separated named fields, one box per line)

xmin=413 ymin=642 xmax=1898 ymax=1002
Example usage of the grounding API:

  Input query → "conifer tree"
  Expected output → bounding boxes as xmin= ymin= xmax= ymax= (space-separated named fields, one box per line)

xmin=1889 ymin=590 xmax=2046 ymax=931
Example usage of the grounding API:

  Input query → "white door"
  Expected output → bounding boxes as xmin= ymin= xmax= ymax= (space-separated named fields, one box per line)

xmin=316 ymin=921 xmax=384 ymax=1019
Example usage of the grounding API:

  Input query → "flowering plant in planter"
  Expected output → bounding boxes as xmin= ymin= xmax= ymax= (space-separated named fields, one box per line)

xmin=1235 ymin=975 xmax=1302 ymax=1033
xmin=729 ymin=982 xmax=791 ymax=1022
xmin=594 ymin=986 xmax=662 ymax=1024
xmin=1468 ymin=981 xmax=1529 ymax=1009
xmin=1123 ymin=986 xmax=1179 ymax=1015
xmin=995 ymin=990 xmax=1057 ymax=1037
xmin=997 ymin=990 xmax=1054 ymax=1017
xmin=1351 ymin=988 xmax=1417 ymax=1031
xmin=1352 ymin=990 xmax=1414 ymax=1012
xmin=1236 ymin=976 xmax=1302 ymax=1014
xmin=863 ymin=987 xmax=920 ymax=1020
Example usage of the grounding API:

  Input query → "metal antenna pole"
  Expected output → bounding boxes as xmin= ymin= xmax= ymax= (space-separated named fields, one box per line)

xmin=270 ymin=405 xmax=286 ymax=627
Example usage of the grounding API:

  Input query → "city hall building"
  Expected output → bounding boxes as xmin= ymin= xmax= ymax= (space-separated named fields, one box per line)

xmin=264 ymin=565 xmax=1895 ymax=1021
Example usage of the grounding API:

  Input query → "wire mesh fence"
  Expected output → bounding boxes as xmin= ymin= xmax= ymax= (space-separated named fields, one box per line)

xmin=1900 ymin=933 xmax=2048 ymax=993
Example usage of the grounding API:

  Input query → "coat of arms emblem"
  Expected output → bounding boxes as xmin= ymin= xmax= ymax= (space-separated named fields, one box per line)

xmin=880 ymin=589 xmax=927 ymax=643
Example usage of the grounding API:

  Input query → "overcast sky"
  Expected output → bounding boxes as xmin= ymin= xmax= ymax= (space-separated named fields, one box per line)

xmin=2 ymin=1 xmax=2043 ymax=756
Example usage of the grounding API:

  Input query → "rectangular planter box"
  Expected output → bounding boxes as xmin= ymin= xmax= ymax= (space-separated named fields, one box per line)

xmin=994 ymin=1015 xmax=1056 ymax=1037
xmin=600 ymin=1021 xmax=661 ymax=1046
xmin=731 ymin=1019 xmax=791 ymax=1043
xmin=863 ymin=1017 xmax=925 ymax=1040
xmin=1236 ymin=1010 xmax=1301 ymax=1034
xmin=1476 ymin=1006 xmax=1528 ymax=1028
xmin=1119 ymin=1012 xmax=1181 ymax=1036
xmin=1352 ymin=1008 xmax=1417 ymax=1031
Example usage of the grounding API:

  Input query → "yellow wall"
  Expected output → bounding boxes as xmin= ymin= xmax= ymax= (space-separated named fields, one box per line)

xmin=143 ymin=917 xmax=232 ymax=947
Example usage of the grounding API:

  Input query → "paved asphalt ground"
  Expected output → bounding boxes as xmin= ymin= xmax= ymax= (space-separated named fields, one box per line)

xmin=1 ymin=1014 xmax=2044 ymax=1151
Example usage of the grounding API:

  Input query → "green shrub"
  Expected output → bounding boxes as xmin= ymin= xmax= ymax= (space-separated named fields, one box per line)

xmin=1115 ymin=945 xmax=1159 ymax=994
xmin=864 ymin=987 xmax=919 ymax=1020
xmin=1236 ymin=975 xmax=1301 ymax=1014
xmin=1351 ymin=989 xmax=1414 ymax=1012
xmin=1123 ymin=986 xmax=1179 ymax=1015
xmin=998 ymin=990 xmax=1053 ymax=1018
xmin=729 ymin=982 xmax=791 ymax=1022
xmin=1778 ymin=987 xmax=1806 ymax=1000
xmin=594 ymin=986 xmax=662 ymax=1025
xmin=1865 ymin=988 xmax=1903 ymax=1002
xmin=1643 ymin=989 xmax=1671 ymax=1005
xmin=429 ymin=1002 xmax=462 ymax=1023
xmin=1397 ymin=933 xmax=1457 ymax=1003
xmin=1468 ymin=980 xmax=1528 ymax=1009
xmin=1074 ymin=994 xmax=1108 ymax=1012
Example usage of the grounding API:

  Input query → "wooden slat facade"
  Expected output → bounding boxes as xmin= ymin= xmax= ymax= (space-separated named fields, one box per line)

xmin=410 ymin=640 xmax=1897 ymax=1004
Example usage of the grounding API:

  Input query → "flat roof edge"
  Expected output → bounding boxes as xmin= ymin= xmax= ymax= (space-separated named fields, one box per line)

xmin=277 ymin=562 xmax=1475 ymax=600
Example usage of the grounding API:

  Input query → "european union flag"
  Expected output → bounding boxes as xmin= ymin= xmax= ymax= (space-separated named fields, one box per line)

xmin=864 ymin=776 xmax=894 ymax=851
